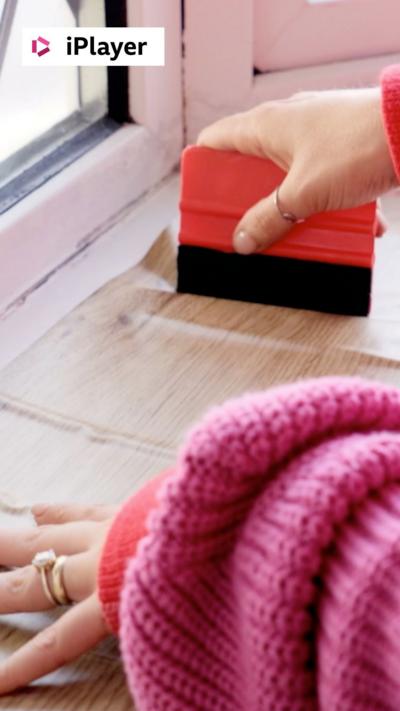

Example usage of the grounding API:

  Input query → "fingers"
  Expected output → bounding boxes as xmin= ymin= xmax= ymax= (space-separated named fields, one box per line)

xmin=197 ymin=104 xmax=310 ymax=253
xmin=0 ymin=566 xmax=55 ymax=614
xmin=32 ymin=502 xmax=116 ymax=526
xmin=197 ymin=111 xmax=255 ymax=154
xmin=0 ymin=594 xmax=108 ymax=695
xmin=375 ymin=208 xmax=388 ymax=238
xmin=62 ymin=551 xmax=99 ymax=602
xmin=0 ymin=551 xmax=96 ymax=613
xmin=0 ymin=521 xmax=100 ymax=568
xmin=233 ymin=172 xmax=307 ymax=254
xmin=197 ymin=104 xmax=283 ymax=160
xmin=233 ymin=185 xmax=384 ymax=253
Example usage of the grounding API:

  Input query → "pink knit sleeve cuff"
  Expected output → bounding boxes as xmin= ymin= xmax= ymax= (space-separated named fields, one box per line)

xmin=97 ymin=469 xmax=173 ymax=635
xmin=381 ymin=65 xmax=400 ymax=183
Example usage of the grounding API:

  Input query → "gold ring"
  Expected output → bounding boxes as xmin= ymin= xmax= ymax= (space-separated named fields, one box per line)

xmin=32 ymin=549 xmax=58 ymax=606
xmin=274 ymin=186 xmax=305 ymax=225
xmin=51 ymin=555 xmax=71 ymax=606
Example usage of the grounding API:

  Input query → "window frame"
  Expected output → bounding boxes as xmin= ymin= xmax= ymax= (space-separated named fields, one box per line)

xmin=0 ymin=0 xmax=129 ymax=212
xmin=0 ymin=0 xmax=183 ymax=315
xmin=0 ymin=1 xmax=17 ymax=72
xmin=253 ymin=0 xmax=400 ymax=73
xmin=184 ymin=0 xmax=400 ymax=142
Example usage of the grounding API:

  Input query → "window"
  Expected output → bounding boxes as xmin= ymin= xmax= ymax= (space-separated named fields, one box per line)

xmin=0 ymin=0 xmax=125 ymax=211
xmin=0 ymin=0 xmax=182 ymax=325
xmin=253 ymin=0 xmax=400 ymax=72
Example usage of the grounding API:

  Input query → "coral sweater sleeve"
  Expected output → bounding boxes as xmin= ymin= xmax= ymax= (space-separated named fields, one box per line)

xmin=381 ymin=65 xmax=400 ymax=182
xmin=98 ymin=469 xmax=173 ymax=635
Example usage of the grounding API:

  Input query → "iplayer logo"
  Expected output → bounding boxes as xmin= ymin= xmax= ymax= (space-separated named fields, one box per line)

xmin=32 ymin=36 xmax=50 ymax=57
xmin=23 ymin=28 xmax=164 ymax=67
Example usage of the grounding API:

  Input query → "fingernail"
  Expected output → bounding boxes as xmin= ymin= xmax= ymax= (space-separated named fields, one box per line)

xmin=233 ymin=230 xmax=258 ymax=255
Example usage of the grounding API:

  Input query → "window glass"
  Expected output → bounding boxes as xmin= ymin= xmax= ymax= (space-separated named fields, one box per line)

xmin=0 ymin=0 xmax=108 ymax=184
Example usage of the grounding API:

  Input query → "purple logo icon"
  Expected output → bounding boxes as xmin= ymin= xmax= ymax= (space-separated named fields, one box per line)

xmin=32 ymin=36 xmax=50 ymax=57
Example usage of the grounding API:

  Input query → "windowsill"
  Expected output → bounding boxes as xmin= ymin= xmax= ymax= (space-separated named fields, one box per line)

xmin=0 ymin=170 xmax=179 ymax=370
xmin=0 ymin=122 xmax=181 ymax=315
xmin=0 ymin=115 xmax=119 ymax=214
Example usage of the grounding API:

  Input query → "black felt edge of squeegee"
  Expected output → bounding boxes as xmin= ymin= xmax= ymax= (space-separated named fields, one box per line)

xmin=177 ymin=245 xmax=371 ymax=317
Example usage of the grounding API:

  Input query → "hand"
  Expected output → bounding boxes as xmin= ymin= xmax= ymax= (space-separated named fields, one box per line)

xmin=197 ymin=88 xmax=398 ymax=254
xmin=0 ymin=502 xmax=117 ymax=695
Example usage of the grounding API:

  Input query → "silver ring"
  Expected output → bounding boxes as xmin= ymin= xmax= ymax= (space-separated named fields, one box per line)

xmin=274 ymin=186 xmax=305 ymax=225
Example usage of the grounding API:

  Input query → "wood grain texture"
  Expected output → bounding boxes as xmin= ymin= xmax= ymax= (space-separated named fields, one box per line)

xmin=0 ymin=191 xmax=400 ymax=708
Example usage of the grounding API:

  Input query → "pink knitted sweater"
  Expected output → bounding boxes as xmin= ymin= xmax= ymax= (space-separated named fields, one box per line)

xmin=99 ymin=377 xmax=400 ymax=710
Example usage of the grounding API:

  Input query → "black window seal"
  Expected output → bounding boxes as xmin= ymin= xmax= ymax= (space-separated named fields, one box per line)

xmin=0 ymin=0 xmax=131 ymax=216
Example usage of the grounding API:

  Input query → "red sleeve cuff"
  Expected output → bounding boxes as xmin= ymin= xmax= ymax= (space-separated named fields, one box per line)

xmin=381 ymin=65 xmax=400 ymax=183
xmin=97 ymin=469 xmax=173 ymax=635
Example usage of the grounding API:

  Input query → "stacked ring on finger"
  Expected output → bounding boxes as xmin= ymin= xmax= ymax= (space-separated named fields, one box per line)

xmin=274 ymin=185 xmax=305 ymax=225
xmin=52 ymin=555 xmax=70 ymax=605
xmin=32 ymin=549 xmax=72 ymax=606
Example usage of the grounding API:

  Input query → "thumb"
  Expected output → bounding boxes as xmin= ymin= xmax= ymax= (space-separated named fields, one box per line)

xmin=233 ymin=172 xmax=307 ymax=255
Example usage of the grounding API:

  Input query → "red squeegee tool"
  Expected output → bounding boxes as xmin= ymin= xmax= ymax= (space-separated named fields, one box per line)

xmin=177 ymin=146 xmax=378 ymax=316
